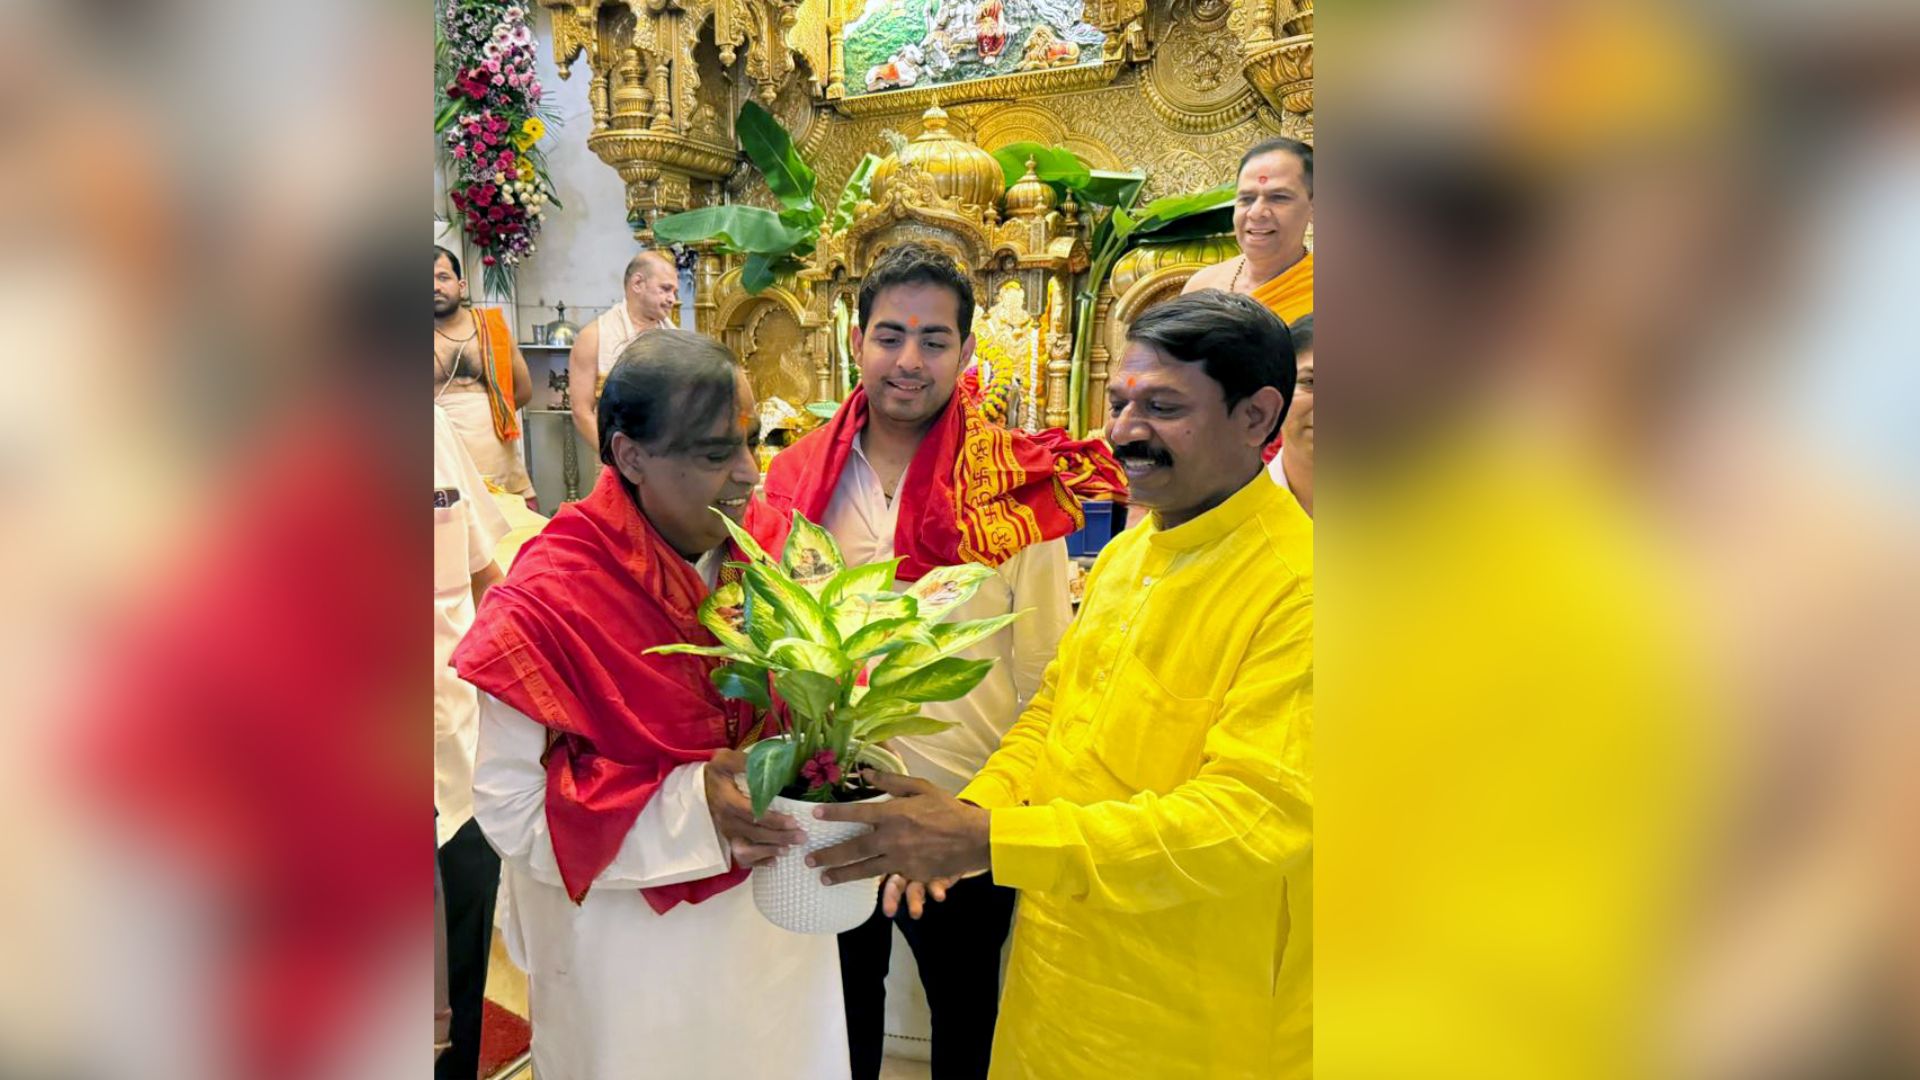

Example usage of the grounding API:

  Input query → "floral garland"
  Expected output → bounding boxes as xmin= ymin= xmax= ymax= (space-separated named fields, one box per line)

xmin=971 ymin=337 xmax=1019 ymax=426
xmin=436 ymin=0 xmax=559 ymax=297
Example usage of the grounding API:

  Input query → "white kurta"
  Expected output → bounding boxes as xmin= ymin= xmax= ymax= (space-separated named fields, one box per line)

xmin=820 ymin=433 xmax=1074 ymax=794
xmin=434 ymin=405 xmax=510 ymax=846
xmin=473 ymin=693 xmax=850 ymax=1080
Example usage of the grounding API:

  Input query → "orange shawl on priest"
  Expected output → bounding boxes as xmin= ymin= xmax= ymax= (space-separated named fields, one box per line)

xmin=1251 ymin=250 xmax=1313 ymax=325
xmin=469 ymin=307 xmax=522 ymax=442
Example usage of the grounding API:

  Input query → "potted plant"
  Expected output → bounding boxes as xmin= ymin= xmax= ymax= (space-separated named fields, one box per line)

xmin=647 ymin=510 xmax=1020 ymax=933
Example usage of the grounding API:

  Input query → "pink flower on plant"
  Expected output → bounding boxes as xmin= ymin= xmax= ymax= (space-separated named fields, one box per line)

xmin=799 ymin=749 xmax=843 ymax=791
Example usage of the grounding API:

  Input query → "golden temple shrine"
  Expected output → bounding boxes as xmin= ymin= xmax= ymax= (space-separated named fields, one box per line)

xmin=540 ymin=0 xmax=1312 ymax=437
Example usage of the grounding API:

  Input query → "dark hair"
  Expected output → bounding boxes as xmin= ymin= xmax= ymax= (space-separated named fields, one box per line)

xmin=598 ymin=329 xmax=743 ymax=464
xmin=434 ymin=244 xmax=462 ymax=281
xmin=857 ymin=241 xmax=975 ymax=338
xmin=1289 ymin=313 xmax=1312 ymax=354
xmin=1125 ymin=290 xmax=1295 ymax=443
xmin=1239 ymin=137 xmax=1313 ymax=198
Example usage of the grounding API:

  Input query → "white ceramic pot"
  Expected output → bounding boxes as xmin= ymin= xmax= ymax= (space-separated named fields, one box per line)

xmin=751 ymin=791 xmax=892 ymax=935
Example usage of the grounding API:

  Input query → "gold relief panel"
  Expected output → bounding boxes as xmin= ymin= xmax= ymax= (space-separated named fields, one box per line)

xmin=1139 ymin=0 xmax=1259 ymax=134
xmin=739 ymin=303 xmax=816 ymax=405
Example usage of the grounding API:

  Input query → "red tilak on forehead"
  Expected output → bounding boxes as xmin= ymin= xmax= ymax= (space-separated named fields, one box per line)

xmin=908 ymin=316 xmax=919 ymax=327
xmin=1258 ymin=174 xmax=1268 ymax=184
xmin=1125 ymin=375 xmax=1138 ymax=389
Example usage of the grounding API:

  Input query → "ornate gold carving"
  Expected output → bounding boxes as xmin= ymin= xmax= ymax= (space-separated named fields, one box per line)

xmin=1243 ymin=32 xmax=1312 ymax=117
xmin=1140 ymin=1 xmax=1259 ymax=134
xmin=830 ymin=61 xmax=1126 ymax=118
xmin=1280 ymin=0 xmax=1312 ymax=38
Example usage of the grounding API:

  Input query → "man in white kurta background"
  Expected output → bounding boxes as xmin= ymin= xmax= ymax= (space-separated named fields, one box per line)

xmin=432 ymin=404 xmax=509 ymax=1080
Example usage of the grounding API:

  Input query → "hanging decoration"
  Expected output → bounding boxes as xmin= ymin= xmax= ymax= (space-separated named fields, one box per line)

xmin=436 ymin=0 xmax=563 ymax=297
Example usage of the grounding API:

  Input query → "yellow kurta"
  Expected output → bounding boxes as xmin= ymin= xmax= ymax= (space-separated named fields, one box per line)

xmin=1251 ymin=249 xmax=1313 ymax=325
xmin=960 ymin=472 xmax=1313 ymax=1079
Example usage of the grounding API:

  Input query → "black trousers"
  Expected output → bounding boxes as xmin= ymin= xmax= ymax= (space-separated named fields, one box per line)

xmin=838 ymin=873 xmax=1017 ymax=1080
xmin=436 ymin=817 xmax=501 ymax=1080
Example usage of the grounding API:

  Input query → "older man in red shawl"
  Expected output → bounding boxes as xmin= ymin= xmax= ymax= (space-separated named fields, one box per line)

xmin=454 ymin=331 xmax=847 ymax=1079
xmin=749 ymin=242 xmax=1123 ymax=1080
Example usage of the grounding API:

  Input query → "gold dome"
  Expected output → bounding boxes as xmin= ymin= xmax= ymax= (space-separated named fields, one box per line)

xmin=1002 ymin=156 xmax=1058 ymax=219
xmin=1109 ymin=234 xmax=1241 ymax=295
xmin=869 ymin=105 xmax=1004 ymax=213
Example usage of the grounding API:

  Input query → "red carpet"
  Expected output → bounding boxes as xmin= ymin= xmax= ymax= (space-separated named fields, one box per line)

xmin=478 ymin=998 xmax=531 ymax=1078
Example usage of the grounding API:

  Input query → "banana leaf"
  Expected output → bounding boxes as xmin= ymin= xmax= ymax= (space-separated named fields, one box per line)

xmin=1078 ymin=169 xmax=1147 ymax=209
xmin=651 ymin=204 xmax=814 ymax=255
xmin=736 ymin=100 xmax=817 ymax=215
xmin=746 ymin=736 xmax=799 ymax=816
xmin=1125 ymin=183 xmax=1237 ymax=240
xmin=830 ymin=154 xmax=881 ymax=234
xmin=989 ymin=141 xmax=1090 ymax=193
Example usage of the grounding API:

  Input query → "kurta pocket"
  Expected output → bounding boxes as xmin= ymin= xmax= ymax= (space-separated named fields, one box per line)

xmin=1089 ymin=655 xmax=1217 ymax=795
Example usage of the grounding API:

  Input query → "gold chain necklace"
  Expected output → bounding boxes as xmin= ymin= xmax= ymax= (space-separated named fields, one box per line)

xmin=1230 ymin=256 xmax=1247 ymax=292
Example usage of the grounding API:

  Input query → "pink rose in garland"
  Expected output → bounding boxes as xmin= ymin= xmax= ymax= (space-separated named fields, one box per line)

xmin=437 ymin=0 xmax=557 ymax=294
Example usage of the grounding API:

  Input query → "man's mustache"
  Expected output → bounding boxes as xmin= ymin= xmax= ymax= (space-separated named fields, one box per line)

xmin=1113 ymin=442 xmax=1172 ymax=467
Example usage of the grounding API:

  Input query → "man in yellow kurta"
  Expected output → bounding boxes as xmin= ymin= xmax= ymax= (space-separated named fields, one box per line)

xmin=1185 ymin=137 xmax=1313 ymax=325
xmin=815 ymin=290 xmax=1312 ymax=1079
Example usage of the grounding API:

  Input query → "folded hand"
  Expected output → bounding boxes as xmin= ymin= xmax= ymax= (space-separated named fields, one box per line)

xmin=705 ymin=749 xmax=805 ymax=867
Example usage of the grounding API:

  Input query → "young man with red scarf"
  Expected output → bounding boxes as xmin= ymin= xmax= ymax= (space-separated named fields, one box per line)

xmin=751 ymin=242 xmax=1122 ymax=1080
xmin=453 ymin=331 xmax=848 ymax=1079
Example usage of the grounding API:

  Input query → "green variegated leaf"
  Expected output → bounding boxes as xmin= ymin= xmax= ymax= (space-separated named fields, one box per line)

xmin=841 ymin=695 xmax=918 ymax=728
xmin=858 ymin=713 xmax=957 ymax=743
xmin=780 ymin=512 xmax=845 ymax=591
xmin=852 ymin=741 xmax=906 ymax=775
xmin=712 ymin=662 xmax=772 ymax=712
xmin=769 ymin=637 xmax=852 ymax=678
xmin=643 ymin=643 xmax=738 ymax=659
xmin=822 ymin=558 xmax=902 ymax=606
xmin=713 ymin=508 xmax=776 ymax=566
xmin=773 ymin=669 xmax=840 ymax=721
xmin=746 ymin=737 xmax=799 ymax=817
xmin=830 ymin=591 xmax=918 ymax=642
xmin=741 ymin=583 xmax=783 ymax=653
xmin=696 ymin=580 xmax=759 ymax=656
xmin=903 ymin=563 xmax=998 ymax=624
xmin=745 ymin=563 xmax=837 ymax=645
xmin=865 ymin=655 xmax=995 ymax=703
xmin=878 ymin=610 xmax=1026 ymax=671
xmin=841 ymin=616 xmax=930 ymax=659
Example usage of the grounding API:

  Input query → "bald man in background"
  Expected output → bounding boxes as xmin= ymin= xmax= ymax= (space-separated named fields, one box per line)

xmin=569 ymin=250 xmax=680 ymax=448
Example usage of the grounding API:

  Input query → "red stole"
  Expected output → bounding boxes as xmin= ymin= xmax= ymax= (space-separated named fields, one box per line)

xmin=752 ymin=381 xmax=1123 ymax=580
xmin=453 ymin=466 xmax=764 ymax=910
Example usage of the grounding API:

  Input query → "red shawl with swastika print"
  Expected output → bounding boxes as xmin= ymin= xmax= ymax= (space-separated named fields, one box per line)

xmin=751 ymin=373 xmax=1124 ymax=581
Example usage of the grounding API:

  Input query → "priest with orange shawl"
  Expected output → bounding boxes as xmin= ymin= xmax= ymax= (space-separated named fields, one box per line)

xmin=434 ymin=246 xmax=535 ymax=502
xmin=454 ymin=331 xmax=847 ymax=1079
xmin=1184 ymin=138 xmax=1312 ymax=466
xmin=1184 ymin=137 xmax=1313 ymax=323
xmin=748 ymin=242 xmax=1123 ymax=1080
